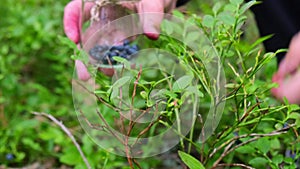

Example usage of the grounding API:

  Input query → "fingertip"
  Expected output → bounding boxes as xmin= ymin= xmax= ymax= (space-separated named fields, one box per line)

xmin=272 ymin=73 xmax=280 ymax=83
xmin=136 ymin=0 xmax=163 ymax=40
xmin=75 ymin=60 xmax=91 ymax=81
xmin=64 ymin=2 xmax=80 ymax=43
xmin=65 ymin=29 xmax=80 ymax=44
xmin=142 ymin=18 xmax=162 ymax=40
xmin=271 ymin=87 xmax=278 ymax=96
xmin=145 ymin=32 xmax=160 ymax=40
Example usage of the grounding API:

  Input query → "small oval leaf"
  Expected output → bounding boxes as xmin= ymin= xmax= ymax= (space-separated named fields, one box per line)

xmin=173 ymin=75 xmax=193 ymax=91
xmin=178 ymin=151 xmax=205 ymax=169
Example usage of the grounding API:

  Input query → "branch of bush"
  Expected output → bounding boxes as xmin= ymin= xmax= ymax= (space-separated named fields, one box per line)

xmin=32 ymin=112 xmax=92 ymax=169
xmin=211 ymin=124 xmax=295 ymax=168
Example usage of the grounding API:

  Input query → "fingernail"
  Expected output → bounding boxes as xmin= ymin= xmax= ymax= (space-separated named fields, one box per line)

xmin=145 ymin=32 xmax=159 ymax=40
xmin=144 ymin=25 xmax=160 ymax=40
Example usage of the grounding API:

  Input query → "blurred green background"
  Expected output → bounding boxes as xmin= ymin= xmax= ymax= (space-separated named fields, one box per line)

xmin=0 ymin=0 xmax=99 ymax=168
xmin=1 ymin=0 xmax=293 ymax=168
xmin=0 ymin=0 xmax=191 ymax=168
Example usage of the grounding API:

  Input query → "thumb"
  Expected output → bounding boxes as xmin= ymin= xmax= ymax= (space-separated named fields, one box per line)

xmin=136 ymin=0 xmax=164 ymax=40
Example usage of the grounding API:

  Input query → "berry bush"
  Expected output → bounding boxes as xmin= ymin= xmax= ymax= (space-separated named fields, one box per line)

xmin=1 ymin=0 xmax=300 ymax=169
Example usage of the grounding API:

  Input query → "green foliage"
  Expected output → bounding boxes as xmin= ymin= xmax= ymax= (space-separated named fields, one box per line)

xmin=1 ymin=0 xmax=300 ymax=168
xmin=0 ymin=0 xmax=126 ymax=168
xmin=178 ymin=151 xmax=205 ymax=169
xmin=73 ymin=0 xmax=300 ymax=168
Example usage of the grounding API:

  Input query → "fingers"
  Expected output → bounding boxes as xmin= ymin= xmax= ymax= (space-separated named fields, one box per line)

xmin=64 ymin=0 xmax=94 ymax=81
xmin=64 ymin=0 xmax=94 ymax=43
xmin=271 ymin=70 xmax=300 ymax=104
xmin=275 ymin=32 xmax=300 ymax=79
xmin=136 ymin=0 xmax=165 ymax=40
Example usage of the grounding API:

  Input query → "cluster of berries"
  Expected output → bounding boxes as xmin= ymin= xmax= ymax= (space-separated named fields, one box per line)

xmin=89 ymin=40 xmax=139 ymax=65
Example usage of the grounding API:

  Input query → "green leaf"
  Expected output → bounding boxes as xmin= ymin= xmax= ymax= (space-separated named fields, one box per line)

xmin=202 ymin=15 xmax=214 ymax=28
xmin=112 ymin=56 xmax=131 ymax=68
xmin=224 ymin=4 xmax=236 ymax=12
xmin=230 ymin=0 xmax=243 ymax=6
xmin=15 ymin=119 xmax=39 ymax=131
xmin=140 ymin=91 xmax=147 ymax=99
xmin=172 ymin=10 xmax=185 ymax=19
xmin=15 ymin=152 xmax=26 ymax=161
xmin=185 ymin=31 xmax=201 ymax=43
xmin=289 ymin=112 xmax=300 ymax=120
xmin=284 ymin=157 xmax=294 ymax=164
xmin=218 ymin=12 xmax=235 ymax=25
xmin=250 ymin=34 xmax=273 ymax=49
xmin=112 ymin=76 xmax=131 ymax=89
xmin=162 ymin=20 xmax=174 ymax=35
xmin=240 ymin=0 xmax=259 ymax=14
xmin=173 ymin=75 xmax=193 ymax=91
xmin=82 ymin=135 xmax=93 ymax=155
xmin=288 ymin=112 xmax=300 ymax=127
xmin=212 ymin=2 xmax=222 ymax=15
xmin=235 ymin=145 xmax=256 ymax=154
xmin=249 ymin=157 xmax=268 ymax=167
xmin=255 ymin=137 xmax=270 ymax=154
xmin=60 ymin=149 xmax=82 ymax=165
xmin=225 ymin=83 xmax=239 ymax=88
xmin=288 ymin=104 xmax=300 ymax=113
xmin=162 ymin=90 xmax=177 ymax=99
xmin=21 ymin=138 xmax=42 ymax=151
xmin=94 ymin=90 xmax=108 ymax=94
xmin=273 ymin=154 xmax=283 ymax=165
xmin=186 ymin=86 xmax=204 ymax=97
xmin=58 ymin=35 xmax=77 ymax=50
xmin=178 ymin=151 xmax=205 ymax=169
xmin=270 ymin=138 xmax=281 ymax=149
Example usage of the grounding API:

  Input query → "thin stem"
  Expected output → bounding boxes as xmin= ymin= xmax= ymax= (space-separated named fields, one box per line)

xmin=175 ymin=107 xmax=184 ymax=149
xmin=188 ymin=95 xmax=198 ymax=154
xmin=32 ymin=112 xmax=91 ymax=169
xmin=211 ymin=127 xmax=291 ymax=168
xmin=95 ymin=110 xmax=125 ymax=144
xmin=216 ymin=163 xmax=255 ymax=169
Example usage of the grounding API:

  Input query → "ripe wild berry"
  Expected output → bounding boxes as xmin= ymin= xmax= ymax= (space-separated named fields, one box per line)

xmin=89 ymin=40 xmax=139 ymax=65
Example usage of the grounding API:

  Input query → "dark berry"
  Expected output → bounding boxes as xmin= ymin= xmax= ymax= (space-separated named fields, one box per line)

xmin=123 ymin=39 xmax=130 ymax=46
xmin=131 ymin=44 xmax=139 ymax=51
xmin=285 ymin=149 xmax=296 ymax=159
xmin=89 ymin=42 xmax=139 ymax=65
xmin=119 ymin=51 xmax=127 ymax=58
xmin=110 ymin=52 xmax=118 ymax=57
xmin=126 ymin=48 xmax=137 ymax=55
xmin=111 ymin=45 xmax=124 ymax=51
xmin=6 ymin=153 xmax=14 ymax=161
xmin=233 ymin=132 xmax=239 ymax=137
xmin=124 ymin=45 xmax=131 ymax=50
xmin=89 ymin=45 xmax=109 ymax=61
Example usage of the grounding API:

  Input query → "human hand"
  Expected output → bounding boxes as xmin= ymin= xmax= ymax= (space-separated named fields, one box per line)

xmin=63 ymin=0 xmax=177 ymax=80
xmin=271 ymin=33 xmax=300 ymax=104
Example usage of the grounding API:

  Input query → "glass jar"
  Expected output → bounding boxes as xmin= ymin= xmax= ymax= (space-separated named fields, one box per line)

xmin=80 ymin=0 xmax=141 ymax=67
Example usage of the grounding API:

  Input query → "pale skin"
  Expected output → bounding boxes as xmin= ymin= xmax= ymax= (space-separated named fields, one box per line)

xmin=63 ymin=0 xmax=176 ymax=80
xmin=271 ymin=32 xmax=300 ymax=104
xmin=64 ymin=0 xmax=300 ymax=104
